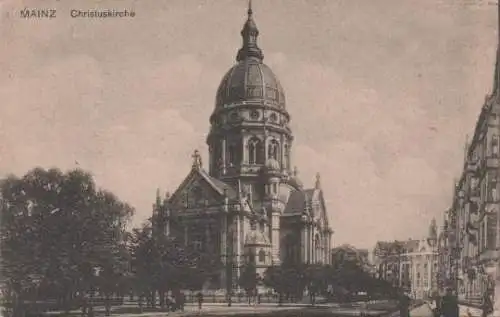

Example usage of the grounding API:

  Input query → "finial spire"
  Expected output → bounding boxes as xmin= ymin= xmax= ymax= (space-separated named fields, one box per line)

xmin=236 ymin=0 xmax=264 ymax=62
xmin=156 ymin=188 xmax=161 ymax=206
xmin=192 ymin=149 xmax=202 ymax=169
xmin=315 ymin=172 xmax=321 ymax=189
xmin=493 ymin=1 xmax=500 ymax=97
xmin=248 ymin=0 xmax=253 ymax=17
xmin=428 ymin=218 xmax=437 ymax=245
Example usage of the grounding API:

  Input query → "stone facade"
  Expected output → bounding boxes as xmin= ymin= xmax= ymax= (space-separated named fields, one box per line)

xmin=152 ymin=3 xmax=333 ymax=290
xmin=437 ymin=64 xmax=500 ymax=303
xmin=373 ymin=225 xmax=438 ymax=300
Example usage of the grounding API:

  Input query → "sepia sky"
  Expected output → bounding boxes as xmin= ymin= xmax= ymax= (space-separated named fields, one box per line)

xmin=0 ymin=0 xmax=498 ymax=249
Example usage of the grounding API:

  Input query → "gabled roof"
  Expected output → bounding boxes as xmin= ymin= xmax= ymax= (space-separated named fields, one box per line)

xmin=283 ymin=190 xmax=306 ymax=214
xmin=283 ymin=187 xmax=329 ymax=227
xmin=169 ymin=166 xmax=237 ymax=203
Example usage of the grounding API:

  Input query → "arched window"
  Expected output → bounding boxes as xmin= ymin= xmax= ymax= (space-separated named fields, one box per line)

xmin=492 ymin=135 xmax=499 ymax=157
xmin=258 ymin=249 xmax=265 ymax=262
xmin=249 ymin=251 xmax=255 ymax=264
xmin=284 ymin=144 xmax=289 ymax=169
xmin=314 ymin=234 xmax=321 ymax=263
xmin=268 ymin=139 xmax=279 ymax=160
xmin=259 ymin=222 xmax=265 ymax=233
xmin=248 ymin=138 xmax=264 ymax=164
xmin=227 ymin=144 xmax=236 ymax=166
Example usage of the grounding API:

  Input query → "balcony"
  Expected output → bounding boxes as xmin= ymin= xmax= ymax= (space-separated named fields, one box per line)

xmin=486 ymin=157 xmax=499 ymax=169
xmin=466 ymin=160 xmax=480 ymax=174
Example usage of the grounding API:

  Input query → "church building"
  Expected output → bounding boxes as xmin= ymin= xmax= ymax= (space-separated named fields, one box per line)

xmin=152 ymin=2 xmax=334 ymax=289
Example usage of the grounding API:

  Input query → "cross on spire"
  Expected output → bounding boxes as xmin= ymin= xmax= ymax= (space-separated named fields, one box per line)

xmin=315 ymin=172 xmax=321 ymax=189
xmin=236 ymin=0 xmax=264 ymax=62
xmin=248 ymin=0 xmax=253 ymax=16
xmin=192 ymin=149 xmax=202 ymax=169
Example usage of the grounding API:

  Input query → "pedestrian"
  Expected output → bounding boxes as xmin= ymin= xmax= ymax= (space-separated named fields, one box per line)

xmin=482 ymin=290 xmax=493 ymax=317
xmin=180 ymin=291 xmax=185 ymax=312
xmin=441 ymin=288 xmax=459 ymax=317
xmin=432 ymin=292 xmax=442 ymax=317
xmin=197 ymin=291 xmax=203 ymax=310
xmin=398 ymin=290 xmax=411 ymax=317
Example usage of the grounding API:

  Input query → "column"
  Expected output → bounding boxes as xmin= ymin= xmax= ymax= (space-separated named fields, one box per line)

xmin=271 ymin=211 xmax=281 ymax=265
xmin=242 ymin=136 xmax=248 ymax=164
xmin=494 ymin=202 xmax=500 ymax=317
xmin=280 ymin=134 xmax=285 ymax=167
xmin=221 ymin=139 xmax=227 ymax=175
xmin=205 ymin=223 xmax=210 ymax=251
xmin=184 ymin=226 xmax=188 ymax=246
xmin=428 ymin=256 xmax=432 ymax=294
xmin=236 ymin=214 xmax=241 ymax=267
xmin=301 ymin=226 xmax=307 ymax=262
xmin=264 ymin=131 xmax=269 ymax=160
xmin=493 ymin=263 xmax=500 ymax=317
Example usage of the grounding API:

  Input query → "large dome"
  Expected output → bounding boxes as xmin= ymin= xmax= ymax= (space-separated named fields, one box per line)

xmin=215 ymin=58 xmax=285 ymax=110
xmin=214 ymin=3 xmax=285 ymax=111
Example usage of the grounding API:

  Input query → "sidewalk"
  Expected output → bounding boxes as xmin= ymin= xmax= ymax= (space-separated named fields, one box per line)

xmin=459 ymin=304 xmax=483 ymax=317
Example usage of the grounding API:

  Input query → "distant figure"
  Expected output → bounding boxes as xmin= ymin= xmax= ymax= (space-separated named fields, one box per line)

xmin=179 ymin=292 xmax=185 ymax=312
xmin=197 ymin=291 xmax=203 ymax=310
xmin=440 ymin=288 xmax=459 ymax=317
xmin=432 ymin=292 xmax=442 ymax=317
xmin=398 ymin=291 xmax=411 ymax=317
xmin=482 ymin=290 xmax=493 ymax=317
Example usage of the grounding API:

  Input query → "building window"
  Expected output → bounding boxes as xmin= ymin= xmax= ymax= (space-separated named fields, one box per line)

xmin=250 ymin=110 xmax=260 ymax=120
xmin=268 ymin=139 xmax=280 ymax=160
xmin=491 ymin=135 xmax=499 ymax=157
xmin=269 ymin=113 xmax=278 ymax=123
xmin=248 ymin=138 xmax=264 ymax=164
xmin=259 ymin=222 xmax=265 ymax=233
xmin=258 ymin=249 xmax=265 ymax=262
xmin=249 ymin=252 xmax=255 ymax=263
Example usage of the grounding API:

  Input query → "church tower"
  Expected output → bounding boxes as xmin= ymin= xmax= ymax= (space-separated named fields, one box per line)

xmin=206 ymin=1 xmax=293 ymax=264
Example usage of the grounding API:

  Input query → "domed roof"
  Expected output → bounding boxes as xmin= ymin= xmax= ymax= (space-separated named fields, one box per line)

xmin=216 ymin=59 xmax=285 ymax=110
xmin=288 ymin=176 xmax=303 ymax=190
xmin=214 ymin=2 xmax=286 ymax=111
xmin=287 ymin=167 xmax=303 ymax=189
xmin=245 ymin=230 xmax=271 ymax=246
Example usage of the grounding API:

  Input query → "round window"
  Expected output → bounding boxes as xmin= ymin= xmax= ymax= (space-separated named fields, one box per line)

xmin=250 ymin=110 xmax=260 ymax=120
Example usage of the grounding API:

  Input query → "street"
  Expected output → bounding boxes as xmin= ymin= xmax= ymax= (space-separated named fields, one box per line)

xmin=99 ymin=302 xmax=432 ymax=317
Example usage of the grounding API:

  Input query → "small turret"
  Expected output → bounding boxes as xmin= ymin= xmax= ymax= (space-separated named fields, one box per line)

xmin=427 ymin=218 xmax=437 ymax=247
xmin=315 ymin=172 xmax=321 ymax=190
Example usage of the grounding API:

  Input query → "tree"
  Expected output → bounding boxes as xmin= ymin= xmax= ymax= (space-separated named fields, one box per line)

xmin=239 ymin=262 xmax=258 ymax=303
xmin=263 ymin=265 xmax=286 ymax=305
xmin=263 ymin=263 xmax=307 ymax=305
xmin=129 ymin=221 xmax=223 ymax=311
xmin=0 ymin=167 xmax=134 ymax=316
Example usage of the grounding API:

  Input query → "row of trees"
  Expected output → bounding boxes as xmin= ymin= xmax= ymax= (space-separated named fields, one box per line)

xmin=0 ymin=168 xmax=222 ymax=316
xmin=237 ymin=259 xmax=400 ymax=306
xmin=0 ymin=167 xmax=401 ymax=316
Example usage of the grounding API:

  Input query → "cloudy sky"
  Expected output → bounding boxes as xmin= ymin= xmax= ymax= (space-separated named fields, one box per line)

xmin=0 ymin=0 xmax=498 ymax=249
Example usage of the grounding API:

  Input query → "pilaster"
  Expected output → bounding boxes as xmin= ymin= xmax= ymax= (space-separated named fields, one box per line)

xmin=271 ymin=210 xmax=281 ymax=265
xmin=301 ymin=226 xmax=307 ymax=262
xmin=222 ymin=138 xmax=227 ymax=175
xmin=491 ymin=263 xmax=500 ymax=317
